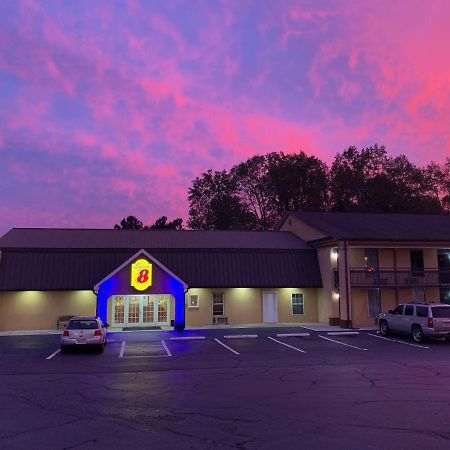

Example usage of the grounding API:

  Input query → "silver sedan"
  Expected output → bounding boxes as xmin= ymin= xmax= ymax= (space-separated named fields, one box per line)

xmin=60 ymin=316 xmax=108 ymax=353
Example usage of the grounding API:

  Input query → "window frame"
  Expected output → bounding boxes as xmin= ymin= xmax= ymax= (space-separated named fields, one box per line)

xmin=212 ymin=292 xmax=225 ymax=317
xmin=188 ymin=294 xmax=200 ymax=309
xmin=291 ymin=293 xmax=304 ymax=315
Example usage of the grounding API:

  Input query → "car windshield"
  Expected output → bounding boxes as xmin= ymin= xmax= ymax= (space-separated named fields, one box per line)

xmin=431 ymin=307 xmax=450 ymax=318
xmin=66 ymin=320 xmax=98 ymax=330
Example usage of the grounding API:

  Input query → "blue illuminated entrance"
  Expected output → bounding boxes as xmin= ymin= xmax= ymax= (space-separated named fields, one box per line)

xmin=94 ymin=249 xmax=187 ymax=332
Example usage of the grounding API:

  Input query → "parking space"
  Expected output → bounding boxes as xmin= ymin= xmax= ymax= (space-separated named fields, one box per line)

xmin=2 ymin=327 xmax=450 ymax=374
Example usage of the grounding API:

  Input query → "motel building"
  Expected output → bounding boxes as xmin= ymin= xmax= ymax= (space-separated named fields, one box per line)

xmin=2 ymin=211 xmax=450 ymax=332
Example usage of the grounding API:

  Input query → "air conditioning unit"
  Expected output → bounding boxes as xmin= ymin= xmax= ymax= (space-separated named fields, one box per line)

xmin=212 ymin=316 xmax=228 ymax=325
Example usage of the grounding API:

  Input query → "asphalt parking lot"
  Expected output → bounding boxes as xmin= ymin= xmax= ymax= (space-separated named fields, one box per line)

xmin=2 ymin=327 xmax=450 ymax=450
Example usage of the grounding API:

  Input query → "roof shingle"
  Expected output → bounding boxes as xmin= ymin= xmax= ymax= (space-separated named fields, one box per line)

xmin=289 ymin=211 xmax=450 ymax=241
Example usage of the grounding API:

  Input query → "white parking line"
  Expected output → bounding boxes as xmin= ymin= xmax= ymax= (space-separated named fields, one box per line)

xmin=276 ymin=333 xmax=310 ymax=337
xmin=327 ymin=331 xmax=359 ymax=336
xmin=161 ymin=340 xmax=172 ymax=356
xmin=119 ymin=341 xmax=126 ymax=358
xmin=268 ymin=336 xmax=306 ymax=353
xmin=223 ymin=334 xmax=258 ymax=339
xmin=319 ymin=335 xmax=367 ymax=350
xmin=214 ymin=338 xmax=240 ymax=355
xmin=368 ymin=333 xmax=429 ymax=349
xmin=169 ymin=336 xmax=206 ymax=340
xmin=46 ymin=349 xmax=61 ymax=360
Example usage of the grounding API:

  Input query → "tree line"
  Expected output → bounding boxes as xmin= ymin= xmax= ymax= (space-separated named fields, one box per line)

xmin=115 ymin=144 xmax=450 ymax=231
xmin=188 ymin=145 xmax=450 ymax=230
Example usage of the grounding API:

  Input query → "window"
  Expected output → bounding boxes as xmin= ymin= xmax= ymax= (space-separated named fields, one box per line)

xmin=128 ymin=296 xmax=140 ymax=323
xmin=291 ymin=293 xmax=304 ymax=315
xmin=364 ymin=249 xmax=379 ymax=272
xmin=188 ymin=294 xmax=199 ymax=308
xmin=157 ymin=296 xmax=168 ymax=322
xmin=367 ymin=289 xmax=381 ymax=318
xmin=212 ymin=292 xmax=224 ymax=316
xmin=114 ymin=296 xmax=125 ymax=324
xmin=440 ymin=288 xmax=450 ymax=304
xmin=392 ymin=305 xmax=404 ymax=315
xmin=410 ymin=249 xmax=424 ymax=271
xmin=431 ymin=306 xmax=450 ymax=318
xmin=143 ymin=296 xmax=154 ymax=323
xmin=438 ymin=250 xmax=450 ymax=285
xmin=404 ymin=305 xmax=414 ymax=316
xmin=416 ymin=306 xmax=428 ymax=317
xmin=438 ymin=249 xmax=450 ymax=269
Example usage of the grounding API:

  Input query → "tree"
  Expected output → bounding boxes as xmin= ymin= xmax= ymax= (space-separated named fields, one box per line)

xmin=329 ymin=145 xmax=443 ymax=213
xmin=423 ymin=160 xmax=450 ymax=211
xmin=150 ymin=216 xmax=183 ymax=230
xmin=187 ymin=170 xmax=257 ymax=230
xmin=114 ymin=215 xmax=145 ymax=230
xmin=266 ymin=151 xmax=328 ymax=216
xmin=231 ymin=155 xmax=276 ymax=230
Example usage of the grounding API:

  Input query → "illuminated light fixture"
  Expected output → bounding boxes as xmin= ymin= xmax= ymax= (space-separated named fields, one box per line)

xmin=331 ymin=248 xmax=338 ymax=261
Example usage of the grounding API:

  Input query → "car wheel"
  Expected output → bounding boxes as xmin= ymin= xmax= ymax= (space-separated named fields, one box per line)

xmin=97 ymin=344 xmax=104 ymax=353
xmin=379 ymin=320 xmax=390 ymax=336
xmin=412 ymin=325 xmax=424 ymax=343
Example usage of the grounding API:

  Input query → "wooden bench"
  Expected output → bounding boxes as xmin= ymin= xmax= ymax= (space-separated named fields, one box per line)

xmin=57 ymin=315 xmax=75 ymax=330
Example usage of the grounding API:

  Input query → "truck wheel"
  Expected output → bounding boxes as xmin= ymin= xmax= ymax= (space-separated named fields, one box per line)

xmin=412 ymin=325 xmax=424 ymax=343
xmin=379 ymin=320 xmax=390 ymax=336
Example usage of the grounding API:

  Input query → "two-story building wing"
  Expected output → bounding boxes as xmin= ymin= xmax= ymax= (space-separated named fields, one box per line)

xmin=280 ymin=211 xmax=450 ymax=327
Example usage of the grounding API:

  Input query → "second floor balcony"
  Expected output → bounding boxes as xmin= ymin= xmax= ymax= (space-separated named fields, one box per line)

xmin=334 ymin=268 xmax=450 ymax=288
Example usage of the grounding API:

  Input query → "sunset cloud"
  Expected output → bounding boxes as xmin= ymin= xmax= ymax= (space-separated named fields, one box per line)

xmin=1 ymin=0 xmax=450 ymax=234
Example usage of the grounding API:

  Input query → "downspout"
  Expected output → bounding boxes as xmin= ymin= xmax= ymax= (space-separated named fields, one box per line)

xmin=343 ymin=241 xmax=351 ymax=328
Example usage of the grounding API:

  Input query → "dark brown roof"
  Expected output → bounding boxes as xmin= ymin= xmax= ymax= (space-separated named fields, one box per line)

xmin=0 ymin=228 xmax=311 ymax=250
xmin=289 ymin=211 xmax=450 ymax=242
xmin=0 ymin=228 xmax=321 ymax=290
xmin=0 ymin=249 xmax=322 ymax=290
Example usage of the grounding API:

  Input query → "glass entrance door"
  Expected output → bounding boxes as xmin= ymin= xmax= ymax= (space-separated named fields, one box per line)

xmin=112 ymin=295 xmax=170 ymax=327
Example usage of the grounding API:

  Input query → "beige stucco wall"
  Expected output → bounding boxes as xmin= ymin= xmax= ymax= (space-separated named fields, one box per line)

xmin=351 ymin=288 xmax=397 ymax=327
xmin=351 ymin=289 xmax=371 ymax=327
xmin=379 ymin=249 xmax=394 ymax=268
xmin=396 ymin=249 xmax=411 ymax=268
xmin=185 ymin=287 xmax=318 ymax=326
xmin=424 ymin=249 xmax=438 ymax=268
xmin=349 ymin=248 xmax=365 ymax=267
xmin=276 ymin=288 xmax=318 ymax=323
xmin=185 ymin=288 xmax=262 ymax=326
xmin=380 ymin=289 xmax=397 ymax=313
xmin=279 ymin=216 xmax=327 ymax=241
xmin=0 ymin=290 xmax=96 ymax=331
xmin=316 ymin=247 xmax=337 ymax=323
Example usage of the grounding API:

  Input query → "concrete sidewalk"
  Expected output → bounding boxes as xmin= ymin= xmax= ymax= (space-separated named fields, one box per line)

xmin=0 ymin=322 xmax=377 ymax=337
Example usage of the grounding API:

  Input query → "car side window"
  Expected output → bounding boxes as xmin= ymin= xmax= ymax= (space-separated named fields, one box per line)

xmin=404 ymin=305 xmax=414 ymax=316
xmin=392 ymin=305 xmax=404 ymax=315
xmin=416 ymin=306 xmax=428 ymax=317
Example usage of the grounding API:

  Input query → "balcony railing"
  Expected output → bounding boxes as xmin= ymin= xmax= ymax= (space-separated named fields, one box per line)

xmin=334 ymin=268 xmax=450 ymax=288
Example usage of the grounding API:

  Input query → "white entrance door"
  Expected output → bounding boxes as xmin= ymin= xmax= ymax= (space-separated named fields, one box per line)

xmin=263 ymin=291 xmax=278 ymax=323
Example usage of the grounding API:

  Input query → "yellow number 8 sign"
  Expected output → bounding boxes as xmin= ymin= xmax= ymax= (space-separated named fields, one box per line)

xmin=131 ymin=259 xmax=152 ymax=291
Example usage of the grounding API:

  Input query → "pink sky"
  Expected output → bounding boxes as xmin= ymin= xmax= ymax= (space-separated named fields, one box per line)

xmin=1 ymin=0 xmax=450 ymax=235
